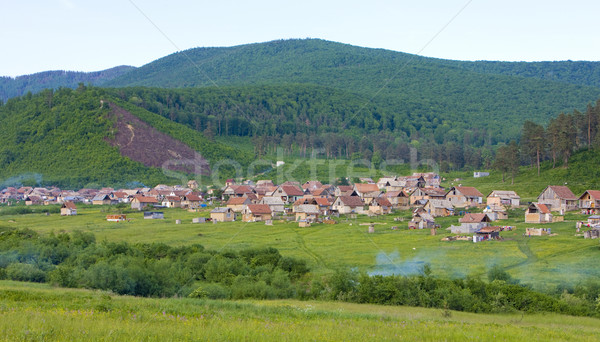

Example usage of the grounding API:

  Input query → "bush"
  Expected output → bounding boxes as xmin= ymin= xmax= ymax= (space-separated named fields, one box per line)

xmin=6 ymin=263 xmax=47 ymax=282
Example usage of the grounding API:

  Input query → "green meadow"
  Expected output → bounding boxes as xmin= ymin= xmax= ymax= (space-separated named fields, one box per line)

xmin=2 ymin=204 xmax=599 ymax=290
xmin=1 ymin=280 xmax=600 ymax=341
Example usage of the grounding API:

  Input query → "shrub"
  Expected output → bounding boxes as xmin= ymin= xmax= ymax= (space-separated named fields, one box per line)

xmin=6 ymin=263 xmax=46 ymax=282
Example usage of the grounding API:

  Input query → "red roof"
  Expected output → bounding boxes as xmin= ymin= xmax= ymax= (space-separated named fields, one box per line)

xmin=374 ymin=197 xmax=392 ymax=207
xmin=227 ymin=197 xmax=250 ymax=205
xmin=246 ymin=204 xmax=272 ymax=215
xmin=281 ymin=185 xmax=304 ymax=196
xmin=459 ymin=213 xmax=490 ymax=223
xmin=536 ymin=203 xmax=551 ymax=214
xmin=185 ymin=194 xmax=203 ymax=201
xmin=338 ymin=196 xmax=364 ymax=207
xmin=314 ymin=197 xmax=331 ymax=206
xmin=337 ymin=185 xmax=353 ymax=192
xmin=112 ymin=192 xmax=128 ymax=199
xmin=62 ymin=201 xmax=77 ymax=209
xmin=134 ymin=196 xmax=158 ymax=203
xmin=165 ymin=196 xmax=181 ymax=202
xmin=581 ymin=190 xmax=600 ymax=200
xmin=454 ymin=186 xmax=483 ymax=198
xmin=546 ymin=186 xmax=577 ymax=200
xmin=234 ymin=185 xmax=254 ymax=195
xmin=354 ymin=183 xmax=380 ymax=193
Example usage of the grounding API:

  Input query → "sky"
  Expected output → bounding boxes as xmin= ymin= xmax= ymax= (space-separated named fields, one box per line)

xmin=1 ymin=0 xmax=599 ymax=77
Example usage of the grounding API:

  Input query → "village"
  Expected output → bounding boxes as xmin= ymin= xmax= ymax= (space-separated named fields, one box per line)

xmin=2 ymin=172 xmax=600 ymax=242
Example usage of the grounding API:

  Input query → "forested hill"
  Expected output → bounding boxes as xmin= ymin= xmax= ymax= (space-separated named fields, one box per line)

xmin=0 ymin=87 xmax=249 ymax=188
xmin=0 ymin=66 xmax=135 ymax=102
xmin=105 ymin=39 xmax=600 ymax=142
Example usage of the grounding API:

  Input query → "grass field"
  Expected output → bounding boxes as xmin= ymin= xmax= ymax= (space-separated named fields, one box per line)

xmin=1 ymin=280 xmax=599 ymax=341
xmin=3 ymin=205 xmax=599 ymax=290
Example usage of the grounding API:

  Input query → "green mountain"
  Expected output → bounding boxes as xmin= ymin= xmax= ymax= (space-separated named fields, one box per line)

xmin=105 ymin=39 xmax=600 ymax=144
xmin=0 ymin=66 xmax=135 ymax=102
xmin=0 ymin=87 xmax=250 ymax=188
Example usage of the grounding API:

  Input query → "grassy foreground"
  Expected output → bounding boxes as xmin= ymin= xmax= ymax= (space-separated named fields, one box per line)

xmin=0 ymin=281 xmax=599 ymax=341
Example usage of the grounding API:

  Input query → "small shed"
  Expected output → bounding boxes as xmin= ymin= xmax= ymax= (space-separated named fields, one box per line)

xmin=474 ymin=226 xmax=501 ymax=242
xmin=60 ymin=201 xmax=77 ymax=216
xmin=106 ymin=214 xmax=127 ymax=222
xmin=210 ymin=207 xmax=235 ymax=222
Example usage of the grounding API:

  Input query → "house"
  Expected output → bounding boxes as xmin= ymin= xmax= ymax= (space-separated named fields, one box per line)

xmin=473 ymin=226 xmax=501 ymax=242
xmin=110 ymin=192 xmax=130 ymax=203
xmin=226 ymin=197 xmax=253 ymax=212
xmin=525 ymin=203 xmax=553 ymax=223
xmin=578 ymin=190 xmax=600 ymax=215
xmin=259 ymin=196 xmax=286 ymax=214
xmin=295 ymin=204 xmax=320 ymax=223
xmin=144 ymin=212 xmax=164 ymax=219
xmin=473 ymin=172 xmax=490 ymax=178
xmin=537 ymin=185 xmax=578 ymax=212
xmin=487 ymin=191 xmax=520 ymax=208
xmin=369 ymin=197 xmax=393 ymax=215
xmin=271 ymin=185 xmax=304 ymax=204
xmin=410 ymin=187 xmax=447 ymax=206
xmin=385 ymin=191 xmax=410 ymax=209
xmin=334 ymin=185 xmax=357 ymax=197
xmin=302 ymin=181 xmax=323 ymax=192
xmin=60 ymin=202 xmax=77 ymax=216
xmin=24 ymin=195 xmax=43 ymax=206
xmin=181 ymin=194 xmax=203 ymax=209
xmin=92 ymin=193 xmax=113 ymax=206
xmin=353 ymin=183 xmax=381 ymax=205
xmin=422 ymin=199 xmax=454 ymax=217
xmin=376 ymin=177 xmax=404 ymax=192
xmin=162 ymin=196 xmax=182 ymax=208
xmin=445 ymin=186 xmax=483 ymax=207
xmin=412 ymin=172 xmax=441 ymax=188
xmin=483 ymin=204 xmax=508 ymax=221
xmin=130 ymin=196 xmax=159 ymax=211
xmin=449 ymin=213 xmax=491 ymax=234
xmin=210 ymin=207 xmax=235 ymax=222
xmin=408 ymin=211 xmax=436 ymax=229
xmin=331 ymin=196 xmax=365 ymax=214
xmin=241 ymin=204 xmax=272 ymax=222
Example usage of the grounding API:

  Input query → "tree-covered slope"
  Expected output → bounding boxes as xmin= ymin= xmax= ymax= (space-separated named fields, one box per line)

xmin=0 ymin=65 xmax=135 ymax=102
xmin=105 ymin=39 xmax=600 ymax=142
xmin=0 ymin=87 xmax=249 ymax=188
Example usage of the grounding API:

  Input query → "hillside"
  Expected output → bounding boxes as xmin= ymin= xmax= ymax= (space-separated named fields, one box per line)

xmin=0 ymin=65 xmax=135 ymax=102
xmin=106 ymin=39 xmax=600 ymax=144
xmin=0 ymin=87 xmax=249 ymax=188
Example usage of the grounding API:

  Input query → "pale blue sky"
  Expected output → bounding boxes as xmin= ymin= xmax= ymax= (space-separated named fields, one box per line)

xmin=1 ymin=0 xmax=598 ymax=77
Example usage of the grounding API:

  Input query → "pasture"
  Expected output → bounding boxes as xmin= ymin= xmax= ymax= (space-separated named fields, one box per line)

xmin=1 ymin=281 xmax=599 ymax=341
xmin=2 ymin=205 xmax=599 ymax=290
